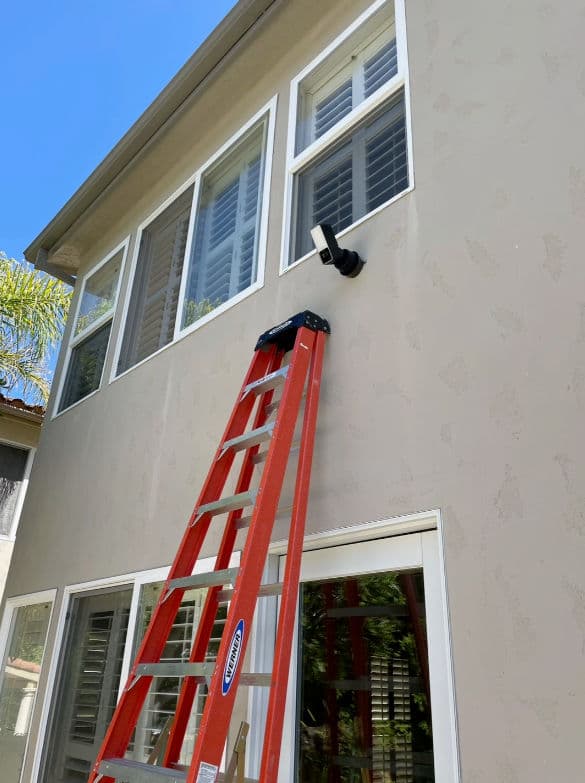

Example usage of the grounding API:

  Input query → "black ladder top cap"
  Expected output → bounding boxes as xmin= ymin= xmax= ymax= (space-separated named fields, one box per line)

xmin=255 ymin=311 xmax=330 ymax=352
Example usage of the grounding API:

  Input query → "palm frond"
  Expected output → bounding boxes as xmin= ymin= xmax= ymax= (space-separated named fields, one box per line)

xmin=0 ymin=252 xmax=72 ymax=403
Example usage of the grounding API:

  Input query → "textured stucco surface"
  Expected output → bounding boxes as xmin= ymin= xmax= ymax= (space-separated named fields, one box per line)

xmin=5 ymin=0 xmax=585 ymax=780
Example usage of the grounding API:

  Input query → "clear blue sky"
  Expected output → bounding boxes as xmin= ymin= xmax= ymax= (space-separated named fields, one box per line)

xmin=1 ymin=0 xmax=238 ymax=261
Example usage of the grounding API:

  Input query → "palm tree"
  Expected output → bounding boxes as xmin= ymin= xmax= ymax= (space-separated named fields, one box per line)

xmin=0 ymin=252 xmax=71 ymax=404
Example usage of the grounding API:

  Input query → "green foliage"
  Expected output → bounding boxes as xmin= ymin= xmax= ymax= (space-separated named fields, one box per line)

xmin=0 ymin=252 xmax=71 ymax=404
xmin=183 ymin=297 xmax=222 ymax=328
xmin=298 ymin=572 xmax=434 ymax=779
xmin=75 ymin=298 xmax=113 ymax=334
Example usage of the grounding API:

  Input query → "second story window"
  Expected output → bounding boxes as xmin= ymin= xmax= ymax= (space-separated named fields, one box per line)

xmin=116 ymin=104 xmax=273 ymax=376
xmin=56 ymin=243 xmax=126 ymax=414
xmin=283 ymin=0 xmax=412 ymax=268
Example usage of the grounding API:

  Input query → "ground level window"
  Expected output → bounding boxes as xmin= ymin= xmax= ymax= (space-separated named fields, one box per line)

xmin=276 ymin=528 xmax=459 ymax=783
xmin=298 ymin=570 xmax=433 ymax=783
xmin=0 ymin=594 xmax=53 ymax=783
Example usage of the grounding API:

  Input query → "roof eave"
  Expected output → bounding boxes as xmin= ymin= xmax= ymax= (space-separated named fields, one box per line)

xmin=24 ymin=0 xmax=277 ymax=274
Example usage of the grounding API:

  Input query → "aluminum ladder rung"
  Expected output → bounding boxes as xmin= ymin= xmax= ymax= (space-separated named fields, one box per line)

xmin=218 ymin=582 xmax=282 ymax=603
xmin=193 ymin=491 xmax=256 ymax=524
xmin=135 ymin=662 xmax=215 ymax=680
xmin=173 ymin=767 xmax=258 ymax=783
xmin=220 ymin=423 xmax=275 ymax=456
xmin=163 ymin=568 xmax=239 ymax=601
xmin=242 ymin=366 xmax=289 ymax=398
xmin=235 ymin=504 xmax=292 ymax=530
xmin=98 ymin=758 xmax=186 ymax=783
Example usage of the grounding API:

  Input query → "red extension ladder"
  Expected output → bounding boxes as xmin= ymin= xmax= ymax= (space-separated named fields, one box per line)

xmin=90 ymin=311 xmax=330 ymax=783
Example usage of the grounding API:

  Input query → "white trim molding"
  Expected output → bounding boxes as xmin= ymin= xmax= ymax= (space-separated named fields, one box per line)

xmin=52 ymin=237 xmax=130 ymax=419
xmin=280 ymin=0 xmax=414 ymax=274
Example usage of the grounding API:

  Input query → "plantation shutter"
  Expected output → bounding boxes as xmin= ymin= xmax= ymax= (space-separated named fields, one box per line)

xmin=364 ymin=38 xmax=398 ymax=97
xmin=293 ymin=92 xmax=408 ymax=261
xmin=314 ymin=79 xmax=353 ymax=140
xmin=43 ymin=589 xmax=132 ymax=783
xmin=365 ymin=95 xmax=408 ymax=212
xmin=119 ymin=186 xmax=193 ymax=373
xmin=0 ymin=444 xmax=29 ymax=536
xmin=182 ymin=124 xmax=265 ymax=329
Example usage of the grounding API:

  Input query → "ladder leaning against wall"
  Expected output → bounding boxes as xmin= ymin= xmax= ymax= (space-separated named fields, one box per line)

xmin=89 ymin=310 xmax=330 ymax=783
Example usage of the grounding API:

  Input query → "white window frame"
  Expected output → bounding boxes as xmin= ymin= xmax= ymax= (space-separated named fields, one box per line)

xmin=0 ymin=589 xmax=57 ymax=783
xmin=111 ymin=96 xmax=278 ymax=384
xmin=243 ymin=510 xmax=460 ymax=782
xmin=29 ymin=553 xmax=240 ymax=783
xmin=0 ymin=440 xmax=35 ymax=541
xmin=280 ymin=0 xmax=414 ymax=274
xmin=52 ymin=238 xmax=130 ymax=418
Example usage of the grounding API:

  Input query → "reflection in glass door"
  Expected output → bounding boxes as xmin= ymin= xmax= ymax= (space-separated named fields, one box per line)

xmin=297 ymin=571 xmax=434 ymax=783
xmin=0 ymin=597 xmax=53 ymax=783
xmin=41 ymin=586 xmax=132 ymax=783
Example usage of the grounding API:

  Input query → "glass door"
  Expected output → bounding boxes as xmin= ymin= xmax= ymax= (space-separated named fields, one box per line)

xmin=278 ymin=530 xmax=458 ymax=783
xmin=41 ymin=586 xmax=132 ymax=783
xmin=0 ymin=595 xmax=53 ymax=783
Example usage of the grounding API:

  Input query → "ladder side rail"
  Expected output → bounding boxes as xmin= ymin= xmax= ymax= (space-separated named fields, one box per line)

xmin=187 ymin=327 xmax=317 ymax=782
xmin=88 ymin=346 xmax=276 ymax=783
xmin=163 ymin=349 xmax=285 ymax=767
xmin=258 ymin=328 xmax=327 ymax=782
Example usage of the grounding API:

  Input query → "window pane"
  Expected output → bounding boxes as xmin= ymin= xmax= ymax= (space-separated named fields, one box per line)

xmin=59 ymin=322 xmax=111 ymax=412
xmin=118 ymin=186 xmax=193 ymax=373
xmin=0 ymin=600 xmax=52 ymax=783
xmin=297 ymin=571 xmax=434 ymax=783
xmin=74 ymin=250 xmax=123 ymax=337
xmin=295 ymin=10 xmax=396 ymax=153
xmin=292 ymin=93 xmax=408 ymax=261
xmin=181 ymin=121 xmax=266 ymax=330
xmin=0 ymin=444 xmax=29 ymax=536
xmin=41 ymin=587 xmax=132 ymax=783
xmin=127 ymin=581 xmax=227 ymax=765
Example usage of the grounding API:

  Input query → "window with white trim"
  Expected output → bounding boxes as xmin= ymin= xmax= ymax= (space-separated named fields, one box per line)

xmin=117 ymin=111 xmax=271 ymax=375
xmin=0 ymin=442 xmax=31 ymax=538
xmin=0 ymin=593 xmax=54 ymax=783
xmin=286 ymin=0 xmax=410 ymax=265
xmin=57 ymin=244 xmax=125 ymax=413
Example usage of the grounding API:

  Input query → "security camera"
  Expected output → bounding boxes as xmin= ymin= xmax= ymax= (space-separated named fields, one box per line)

xmin=310 ymin=223 xmax=365 ymax=278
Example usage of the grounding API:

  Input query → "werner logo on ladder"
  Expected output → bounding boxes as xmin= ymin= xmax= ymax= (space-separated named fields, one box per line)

xmin=90 ymin=311 xmax=330 ymax=783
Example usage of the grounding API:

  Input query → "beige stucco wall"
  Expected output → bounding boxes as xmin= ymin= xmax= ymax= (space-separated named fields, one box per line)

xmin=5 ymin=0 xmax=585 ymax=780
xmin=0 ymin=414 xmax=41 ymax=603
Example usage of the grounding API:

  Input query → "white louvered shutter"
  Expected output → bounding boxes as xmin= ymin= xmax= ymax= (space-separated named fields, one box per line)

xmin=182 ymin=125 xmax=265 ymax=329
xmin=119 ymin=186 xmax=193 ymax=373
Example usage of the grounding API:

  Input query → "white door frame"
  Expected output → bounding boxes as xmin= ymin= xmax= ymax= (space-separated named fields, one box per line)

xmin=272 ymin=509 xmax=460 ymax=782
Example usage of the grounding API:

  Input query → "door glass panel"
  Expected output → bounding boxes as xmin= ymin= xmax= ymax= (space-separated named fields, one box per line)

xmin=0 ymin=600 xmax=52 ymax=783
xmin=41 ymin=586 xmax=132 ymax=783
xmin=127 ymin=581 xmax=227 ymax=766
xmin=297 ymin=570 xmax=434 ymax=782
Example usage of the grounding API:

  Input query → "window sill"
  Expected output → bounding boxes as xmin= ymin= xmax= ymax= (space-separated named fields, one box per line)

xmin=51 ymin=387 xmax=103 ymax=421
xmin=279 ymin=182 xmax=413 ymax=276
xmin=110 ymin=279 xmax=265 ymax=386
